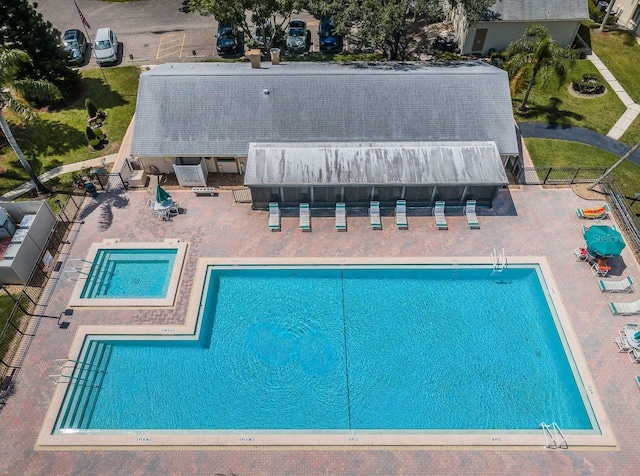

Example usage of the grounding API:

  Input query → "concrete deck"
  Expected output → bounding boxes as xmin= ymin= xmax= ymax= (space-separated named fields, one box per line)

xmin=1 ymin=184 xmax=640 ymax=474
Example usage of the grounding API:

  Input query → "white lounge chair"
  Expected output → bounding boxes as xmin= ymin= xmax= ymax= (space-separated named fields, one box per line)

xmin=299 ymin=203 xmax=311 ymax=232
xmin=369 ymin=201 xmax=381 ymax=229
xmin=268 ymin=202 xmax=280 ymax=231
xmin=599 ymin=276 xmax=634 ymax=293
xmin=464 ymin=200 xmax=480 ymax=229
xmin=395 ymin=200 xmax=407 ymax=229
xmin=433 ymin=201 xmax=447 ymax=230
xmin=335 ymin=202 xmax=346 ymax=231
xmin=609 ymin=300 xmax=640 ymax=316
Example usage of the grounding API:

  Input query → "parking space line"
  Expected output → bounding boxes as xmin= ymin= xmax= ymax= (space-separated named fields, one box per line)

xmin=156 ymin=33 xmax=185 ymax=60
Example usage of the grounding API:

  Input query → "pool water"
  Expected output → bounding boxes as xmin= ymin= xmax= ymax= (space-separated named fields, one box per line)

xmin=58 ymin=266 xmax=595 ymax=432
xmin=80 ymin=249 xmax=177 ymax=299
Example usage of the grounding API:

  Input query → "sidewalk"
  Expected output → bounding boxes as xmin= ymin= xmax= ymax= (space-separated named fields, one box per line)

xmin=0 ymin=154 xmax=117 ymax=201
xmin=578 ymin=32 xmax=640 ymax=140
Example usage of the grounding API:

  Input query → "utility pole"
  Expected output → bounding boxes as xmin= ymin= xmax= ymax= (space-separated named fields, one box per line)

xmin=588 ymin=140 xmax=640 ymax=191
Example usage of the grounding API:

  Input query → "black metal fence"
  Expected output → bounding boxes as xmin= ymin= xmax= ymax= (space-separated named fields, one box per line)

xmin=0 ymin=191 xmax=84 ymax=401
xmin=520 ymin=167 xmax=608 ymax=185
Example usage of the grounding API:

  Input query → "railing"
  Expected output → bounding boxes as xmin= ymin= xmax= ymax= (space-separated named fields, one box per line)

xmin=602 ymin=179 xmax=640 ymax=256
xmin=540 ymin=422 xmax=568 ymax=449
xmin=519 ymin=167 xmax=608 ymax=185
xmin=0 ymin=190 xmax=84 ymax=405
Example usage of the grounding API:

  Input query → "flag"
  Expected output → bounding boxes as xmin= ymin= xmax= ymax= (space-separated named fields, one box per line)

xmin=74 ymin=0 xmax=91 ymax=29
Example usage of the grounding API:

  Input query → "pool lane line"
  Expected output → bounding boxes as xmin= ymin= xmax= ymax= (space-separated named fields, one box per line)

xmin=340 ymin=269 xmax=353 ymax=429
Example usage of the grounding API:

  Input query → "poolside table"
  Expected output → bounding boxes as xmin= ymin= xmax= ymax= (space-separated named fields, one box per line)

xmin=625 ymin=328 xmax=640 ymax=350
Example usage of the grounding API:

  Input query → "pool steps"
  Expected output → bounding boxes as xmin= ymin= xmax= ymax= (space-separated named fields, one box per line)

xmin=55 ymin=341 xmax=113 ymax=431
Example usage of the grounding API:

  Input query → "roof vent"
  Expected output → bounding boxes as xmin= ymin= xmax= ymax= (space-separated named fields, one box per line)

xmin=263 ymin=89 xmax=269 ymax=95
xmin=246 ymin=49 xmax=261 ymax=69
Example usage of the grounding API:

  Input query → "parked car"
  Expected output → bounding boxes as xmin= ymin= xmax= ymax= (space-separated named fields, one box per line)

xmin=318 ymin=19 xmax=343 ymax=53
xmin=286 ymin=19 xmax=309 ymax=53
xmin=94 ymin=27 xmax=118 ymax=65
xmin=216 ymin=22 xmax=239 ymax=56
xmin=252 ymin=21 xmax=272 ymax=49
xmin=62 ymin=29 xmax=87 ymax=64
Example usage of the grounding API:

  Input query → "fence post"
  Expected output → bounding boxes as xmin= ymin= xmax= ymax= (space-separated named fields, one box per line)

xmin=571 ymin=168 xmax=580 ymax=184
xmin=544 ymin=168 xmax=552 ymax=184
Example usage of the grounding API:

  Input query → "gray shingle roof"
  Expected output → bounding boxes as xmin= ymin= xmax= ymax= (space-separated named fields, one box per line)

xmin=244 ymin=142 xmax=509 ymax=186
xmin=130 ymin=61 xmax=518 ymax=158
xmin=486 ymin=0 xmax=589 ymax=21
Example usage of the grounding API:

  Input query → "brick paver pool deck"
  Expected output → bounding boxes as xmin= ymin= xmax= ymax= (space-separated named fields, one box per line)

xmin=1 ymin=184 xmax=639 ymax=474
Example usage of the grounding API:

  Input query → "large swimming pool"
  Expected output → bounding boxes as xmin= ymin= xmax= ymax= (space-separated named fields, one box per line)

xmin=51 ymin=263 xmax=602 ymax=442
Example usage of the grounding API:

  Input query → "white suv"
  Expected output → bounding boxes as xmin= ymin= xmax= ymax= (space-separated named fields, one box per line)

xmin=94 ymin=28 xmax=118 ymax=65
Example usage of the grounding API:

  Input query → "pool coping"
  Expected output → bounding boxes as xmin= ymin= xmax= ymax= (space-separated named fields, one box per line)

xmin=67 ymin=239 xmax=188 ymax=308
xmin=36 ymin=256 xmax=616 ymax=449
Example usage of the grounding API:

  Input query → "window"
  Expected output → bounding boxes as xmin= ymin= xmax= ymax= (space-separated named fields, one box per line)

xmin=633 ymin=5 xmax=640 ymax=26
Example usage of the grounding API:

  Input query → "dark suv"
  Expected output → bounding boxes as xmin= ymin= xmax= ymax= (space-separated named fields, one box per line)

xmin=318 ymin=20 xmax=342 ymax=53
xmin=216 ymin=22 xmax=238 ymax=56
xmin=62 ymin=29 xmax=87 ymax=64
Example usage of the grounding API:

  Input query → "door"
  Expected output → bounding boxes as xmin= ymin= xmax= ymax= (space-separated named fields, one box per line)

xmin=472 ymin=28 xmax=488 ymax=52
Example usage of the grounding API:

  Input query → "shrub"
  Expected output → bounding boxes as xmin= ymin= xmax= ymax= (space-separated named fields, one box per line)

xmin=572 ymin=73 xmax=605 ymax=94
xmin=85 ymin=98 xmax=98 ymax=118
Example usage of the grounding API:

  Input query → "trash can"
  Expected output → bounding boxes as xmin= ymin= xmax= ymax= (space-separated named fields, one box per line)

xmin=84 ymin=182 xmax=98 ymax=198
xmin=270 ymin=48 xmax=280 ymax=65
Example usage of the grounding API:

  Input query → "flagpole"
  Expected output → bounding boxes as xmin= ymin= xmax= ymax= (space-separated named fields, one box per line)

xmin=73 ymin=0 xmax=108 ymax=86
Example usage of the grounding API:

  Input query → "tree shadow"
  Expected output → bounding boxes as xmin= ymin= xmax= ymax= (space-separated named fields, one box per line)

xmin=15 ymin=118 xmax=88 ymax=158
xmin=78 ymin=189 xmax=130 ymax=227
xmin=52 ymin=76 xmax=129 ymax=113
xmin=517 ymin=97 xmax=585 ymax=128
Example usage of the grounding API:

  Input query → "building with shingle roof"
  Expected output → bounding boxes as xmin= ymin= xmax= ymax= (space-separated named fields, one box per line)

xmin=445 ymin=0 xmax=589 ymax=56
xmin=130 ymin=61 xmax=518 ymax=209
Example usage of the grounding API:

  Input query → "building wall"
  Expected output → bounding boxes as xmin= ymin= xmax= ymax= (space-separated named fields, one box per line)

xmin=250 ymin=185 xmax=500 ymax=210
xmin=615 ymin=0 xmax=640 ymax=33
xmin=462 ymin=20 xmax=582 ymax=55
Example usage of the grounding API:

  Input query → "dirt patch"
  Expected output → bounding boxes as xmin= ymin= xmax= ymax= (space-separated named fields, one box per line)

xmin=571 ymin=183 xmax=608 ymax=200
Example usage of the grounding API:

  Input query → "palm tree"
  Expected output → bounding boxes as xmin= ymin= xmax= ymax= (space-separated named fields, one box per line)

xmin=0 ymin=48 xmax=61 ymax=194
xmin=504 ymin=25 xmax=578 ymax=113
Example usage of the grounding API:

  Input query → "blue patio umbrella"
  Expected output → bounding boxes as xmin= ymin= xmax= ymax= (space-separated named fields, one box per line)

xmin=155 ymin=185 xmax=171 ymax=203
xmin=583 ymin=225 xmax=626 ymax=257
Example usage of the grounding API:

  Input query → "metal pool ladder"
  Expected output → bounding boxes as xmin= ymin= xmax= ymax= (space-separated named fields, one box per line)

xmin=491 ymin=248 xmax=507 ymax=274
xmin=540 ymin=422 xmax=568 ymax=449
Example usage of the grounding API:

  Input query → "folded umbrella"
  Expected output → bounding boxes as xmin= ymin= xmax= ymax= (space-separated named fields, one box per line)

xmin=156 ymin=185 xmax=171 ymax=203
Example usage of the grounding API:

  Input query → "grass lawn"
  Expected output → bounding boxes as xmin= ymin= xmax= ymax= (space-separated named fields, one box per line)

xmin=620 ymin=116 xmax=640 ymax=146
xmin=0 ymin=66 xmax=140 ymax=196
xmin=588 ymin=27 xmax=640 ymax=105
xmin=524 ymin=138 xmax=640 ymax=195
xmin=511 ymin=58 xmax=626 ymax=134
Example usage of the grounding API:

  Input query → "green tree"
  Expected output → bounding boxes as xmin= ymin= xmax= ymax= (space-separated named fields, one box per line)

xmin=504 ymin=25 xmax=578 ymax=113
xmin=0 ymin=0 xmax=79 ymax=100
xmin=306 ymin=0 xmax=494 ymax=60
xmin=189 ymin=0 xmax=305 ymax=52
xmin=0 ymin=49 xmax=61 ymax=194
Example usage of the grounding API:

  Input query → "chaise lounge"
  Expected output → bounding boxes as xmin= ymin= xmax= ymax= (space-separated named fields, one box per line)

xmin=464 ymin=200 xmax=480 ymax=229
xmin=609 ymin=299 xmax=640 ymax=316
xmin=268 ymin=202 xmax=280 ymax=232
xmin=599 ymin=276 xmax=634 ymax=293
xmin=335 ymin=202 xmax=347 ymax=231
xmin=576 ymin=204 xmax=610 ymax=219
xmin=369 ymin=201 xmax=381 ymax=230
xmin=299 ymin=203 xmax=311 ymax=232
xmin=433 ymin=201 xmax=447 ymax=230
xmin=395 ymin=200 xmax=407 ymax=229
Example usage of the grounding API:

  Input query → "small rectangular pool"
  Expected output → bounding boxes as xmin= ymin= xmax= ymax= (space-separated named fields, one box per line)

xmin=68 ymin=240 xmax=188 ymax=307
xmin=41 ymin=258 xmax=614 ymax=447
xmin=80 ymin=249 xmax=177 ymax=299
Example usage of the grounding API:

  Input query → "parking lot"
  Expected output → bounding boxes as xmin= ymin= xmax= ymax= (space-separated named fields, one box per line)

xmin=35 ymin=0 xmax=322 ymax=68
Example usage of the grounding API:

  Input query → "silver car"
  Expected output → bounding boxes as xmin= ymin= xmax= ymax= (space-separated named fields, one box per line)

xmin=286 ymin=20 xmax=308 ymax=53
xmin=94 ymin=27 xmax=118 ymax=65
